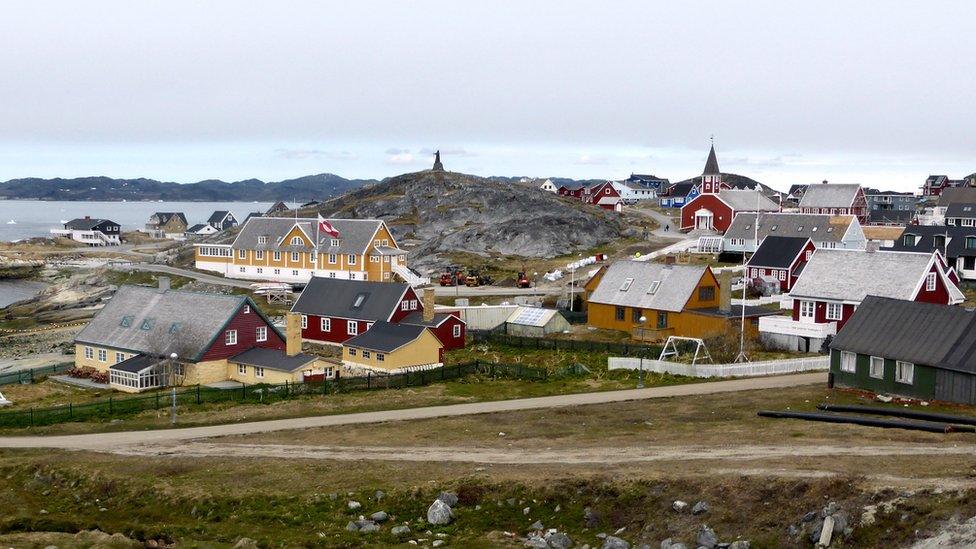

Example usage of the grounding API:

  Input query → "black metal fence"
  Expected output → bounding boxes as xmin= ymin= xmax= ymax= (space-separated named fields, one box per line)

xmin=0 ymin=360 xmax=548 ymax=429
xmin=469 ymin=331 xmax=662 ymax=357
xmin=0 ymin=362 xmax=73 ymax=387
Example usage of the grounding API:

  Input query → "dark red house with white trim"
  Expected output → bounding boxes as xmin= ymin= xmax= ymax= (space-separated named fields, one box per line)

xmin=745 ymin=236 xmax=816 ymax=292
xmin=290 ymin=277 xmax=466 ymax=350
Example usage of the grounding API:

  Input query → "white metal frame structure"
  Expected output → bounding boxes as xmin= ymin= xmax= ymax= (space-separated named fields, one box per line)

xmin=658 ymin=336 xmax=713 ymax=365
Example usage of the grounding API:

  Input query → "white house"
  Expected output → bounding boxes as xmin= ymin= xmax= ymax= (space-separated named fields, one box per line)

xmin=723 ymin=213 xmax=866 ymax=254
xmin=611 ymin=181 xmax=657 ymax=203
xmin=51 ymin=217 xmax=121 ymax=246
xmin=539 ymin=179 xmax=558 ymax=193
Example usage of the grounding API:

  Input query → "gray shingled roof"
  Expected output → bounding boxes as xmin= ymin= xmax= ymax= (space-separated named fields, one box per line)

xmin=291 ymin=277 xmax=410 ymax=321
xmin=150 ymin=212 xmax=188 ymax=226
xmin=884 ymin=225 xmax=976 ymax=259
xmin=74 ymin=286 xmax=273 ymax=361
xmin=231 ymin=216 xmax=391 ymax=254
xmin=64 ymin=218 xmax=115 ymax=230
xmin=207 ymin=210 xmax=230 ymax=224
xmin=937 ymin=187 xmax=976 ymax=207
xmin=187 ymin=223 xmax=208 ymax=233
xmin=713 ymin=189 xmax=780 ymax=211
xmin=798 ymin=184 xmax=861 ymax=209
xmin=344 ymin=321 xmax=429 ymax=353
xmin=945 ymin=203 xmax=976 ymax=219
xmin=587 ymin=261 xmax=708 ymax=312
xmin=830 ymin=296 xmax=976 ymax=372
xmin=230 ymin=347 xmax=317 ymax=373
xmin=790 ymin=249 xmax=958 ymax=303
xmin=747 ymin=236 xmax=810 ymax=269
xmin=724 ymin=213 xmax=854 ymax=242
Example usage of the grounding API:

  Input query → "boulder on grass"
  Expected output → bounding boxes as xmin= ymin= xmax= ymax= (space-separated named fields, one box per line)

xmin=428 ymin=499 xmax=454 ymax=525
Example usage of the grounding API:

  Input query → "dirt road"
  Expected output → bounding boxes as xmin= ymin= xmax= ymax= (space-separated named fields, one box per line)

xmin=0 ymin=372 xmax=826 ymax=450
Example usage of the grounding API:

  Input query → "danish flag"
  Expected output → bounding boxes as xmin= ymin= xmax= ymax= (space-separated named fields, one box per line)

xmin=317 ymin=215 xmax=340 ymax=238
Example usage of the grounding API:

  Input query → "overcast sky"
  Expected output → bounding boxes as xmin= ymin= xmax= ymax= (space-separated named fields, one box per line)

xmin=0 ymin=1 xmax=973 ymax=191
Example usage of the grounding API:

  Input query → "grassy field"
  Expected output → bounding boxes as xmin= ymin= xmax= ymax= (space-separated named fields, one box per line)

xmin=2 ymin=383 xmax=975 ymax=547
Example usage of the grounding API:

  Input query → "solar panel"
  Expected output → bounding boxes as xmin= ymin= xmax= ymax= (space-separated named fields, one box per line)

xmin=511 ymin=307 xmax=550 ymax=327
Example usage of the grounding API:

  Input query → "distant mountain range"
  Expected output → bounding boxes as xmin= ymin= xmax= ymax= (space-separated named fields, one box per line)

xmin=0 ymin=174 xmax=378 ymax=202
xmin=0 ymin=173 xmax=612 ymax=202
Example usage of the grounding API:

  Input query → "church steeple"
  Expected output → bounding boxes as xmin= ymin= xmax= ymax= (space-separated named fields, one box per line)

xmin=700 ymin=140 xmax=721 ymax=194
xmin=432 ymin=150 xmax=444 ymax=171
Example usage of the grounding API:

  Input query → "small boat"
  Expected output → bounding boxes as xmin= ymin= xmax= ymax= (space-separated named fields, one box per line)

xmin=5 ymin=220 xmax=15 ymax=225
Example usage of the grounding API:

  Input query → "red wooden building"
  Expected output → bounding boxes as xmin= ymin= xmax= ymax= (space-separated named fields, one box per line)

xmin=291 ymin=277 xmax=466 ymax=349
xmin=745 ymin=236 xmax=816 ymax=292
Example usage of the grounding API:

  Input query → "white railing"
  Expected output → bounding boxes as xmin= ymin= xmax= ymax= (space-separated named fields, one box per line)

xmin=758 ymin=315 xmax=837 ymax=338
xmin=732 ymin=294 xmax=783 ymax=306
xmin=608 ymin=356 xmax=829 ymax=378
xmin=391 ymin=263 xmax=431 ymax=287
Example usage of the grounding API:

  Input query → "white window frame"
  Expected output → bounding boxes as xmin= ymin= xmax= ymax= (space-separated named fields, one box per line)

xmin=840 ymin=351 xmax=856 ymax=373
xmin=238 ymin=249 xmax=246 ymax=259
xmin=97 ymin=349 xmax=107 ymax=362
xmin=453 ymin=324 xmax=462 ymax=338
xmin=799 ymin=300 xmax=816 ymax=320
xmin=290 ymin=236 xmax=302 ymax=246
xmin=778 ymin=270 xmax=786 ymax=281
xmin=321 ymin=317 xmax=331 ymax=332
xmin=238 ymin=364 xmax=247 ymax=375
xmin=301 ymin=315 xmax=308 ymax=329
xmin=256 ymin=326 xmax=267 ymax=342
xmin=363 ymin=350 xmax=371 ymax=359
xmin=895 ymin=361 xmax=914 ymax=384
xmin=225 ymin=330 xmax=238 ymax=345
xmin=348 ymin=254 xmax=356 ymax=265
xmin=255 ymin=367 xmax=265 ymax=378
xmin=273 ymin=251 xmax=281 ymax=261
xmin=347 ymin=320 xmax=358 ymax=335
xmin=401 ymin=301 xmax=409 ymax=311
xmin=244 ymin=305 xmax=250 ymax=314
xmin=410 ymin=300 xmax=418 ymax=310
xmin=292 ymin=270 xmax=299 ymax=276
xmin=869 ymin=356 xmax=884 ymax=379
xmin=925 ymin=272 xmax=937 ymax=291
xmin=825 ymin=302 xmax=842 ymax=321
xmin=291 ymin=251 xmax=300 ymax=262
xmin=115 ymin=352 xmax=125 ymax=364
xmin=329 ymin=253 xmax=337 ymax=264
xmin=255 ymin=250 xmax=264 ymax=260
xmin=84 ymin=346 xmax=93 ymax=360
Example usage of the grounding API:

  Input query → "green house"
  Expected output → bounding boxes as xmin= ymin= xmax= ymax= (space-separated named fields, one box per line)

xmin=829 ymin=295 xmax=976 ymax=405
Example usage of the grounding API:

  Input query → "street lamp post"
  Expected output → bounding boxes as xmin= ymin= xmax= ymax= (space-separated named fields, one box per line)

xmin=637 ymin=315 xmax=647 ymax=389
xmin=169 ymin=352 xmax=178 ymax=425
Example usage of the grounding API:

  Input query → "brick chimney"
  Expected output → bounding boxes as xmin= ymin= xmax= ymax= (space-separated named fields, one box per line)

xmin=719 ymin=269 xmax=732 ymax=314
xmin=158 ymin=276 xmax=170 ymax=293
xmin=422 ymin=288 xmax=436 ymax=322
xmin=664 ymin=255 xmax=676 ymax=265
xmin=285 ymin=312 xmax=302 ymax=357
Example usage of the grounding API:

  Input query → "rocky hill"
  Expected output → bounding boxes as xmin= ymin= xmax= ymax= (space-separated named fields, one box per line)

xmin=316 ymin=170 xmax=633 ymax=271
xmin=0 ymin=173 xmax=374 ymax=202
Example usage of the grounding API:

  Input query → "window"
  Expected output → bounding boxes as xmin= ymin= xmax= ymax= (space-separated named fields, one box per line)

xmin=98 ymin=349 xmax=107 ymax=362
xmin=382 ymin=239 xmax=389 ymax=246
xmin=348 ymin=321 xmax=358 ymax=335
xmin=965 ymin=219 xmax=975 ymax=228
xmin=239 ymin=249 xmax=246 ymax=259
xmin=348 ymin=254 xmax=356 ymax=265
xmin=363 ymin=350 xmax=371 ymax=359
xmin=330 ymin=238 xmax=340 ymax=247
xmin=329 ymin=253 xmax=337 ymax=264
xmin=238 ymin=364 xmax=247 ymax=375
xmin=349 ymin=348 xmax=357 ymax=356
xmin=656 ymin=312 xmax=668 ymax=329
xmin=410 ymin=300 xmax=418 ymax=309
xmin=967 ymin=237 xmax=976 ymax=250
xmin=647 ymin=281 xmax=660 ymax=294
xmin=273 ymin=251 xmax=281 ymax=261
xmin=258 ymin=236 xmax=267 ymax=244
xmin=366 ymin=322 xmax=373 ymax=330
xmin=169 ymin=322 xmax=181 ymax=334
xmin=291 ymin=252 xmax=300 ymax=262
xmin=825 ymin=302 xmax=842 ymax=321
xmin=374 ymin=240 xmax=381 ymax=246
xmin=292 ymin=270 xmax=299 ymax=276
xmin=377 ymin=353 xmax=385 ymax=362
xmin=84 ymin=346 xmax=93 ymax=360
xmin=256 ymin=326 xmax=267 ymax=342
xmin=255 ymin=250 xmax=265 ymax=261
xmin=840 ymin=351 xmax=856 ymax=373
xmin=619 ymin=277 xmax=634 ymax=291
xmin=805 ymin=250 xmax=812 ymax=261
xmin=115 ymin=352 xmax=125 ymax=364
xmin=120 ymin=315 xmax=133 ymax=327
xmin=239 ymin=266 xmax=246 ymax=273
xmin=895 ymin=361 xmax=914 ymax=384
xmin=274 ymin=268 xmax=281 ymax=275
xmin=225 ymin=330 xmax=237 ymax=345
xmin=401 ymin=301 xmax=409 ymax=311
xmin=255 ymin=367 xmax=265 ymax=378
xmin=291 ymin=236 xmax=302 ymax=246
xmin=615 ymin=307 xmax=625 ymax=321
xmin=698 ymin=286 xmax=715 ymax=301
xmin=870 ymin=356 xmax=884 ymax=379
xmin=353 ymin=293 xmax=367 ymax=308
xmin=301 ymin=315 xmax=308 ymax=329
xmin=778 ymin=270 xmax=786 ymax=281
xmin=256 ymin=268 xmax=263 ymax=274
xmin=140 ymin=318 xmax=154 ymax=331
xmin=244 ymin=305 xmax=250 ymax=314
xmin=321 ymin=318 xmax=331 ymax=331
xmin=799 ymin=300 xmax=815 ymax=319
xmin=453 ymin=324 xmax=462 ymax=338
xmin=925 ymin=272 xmax=937 ymax=291
xmin=631 ymin=308 xmax=643 ymax=323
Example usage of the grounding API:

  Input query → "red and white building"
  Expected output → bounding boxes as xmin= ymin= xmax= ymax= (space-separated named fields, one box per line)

xmin=745 ymin=236 xmax=816 ymax=293
xmin=291 ymin=277 xmax=466 ymax=350
xmin=679 ymin=144 xmax=780 ymax=232
xmin=759 ymin=249 xmax=963 ymax=352
xmin=797 ymin=182 xmax=869 ymax=224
